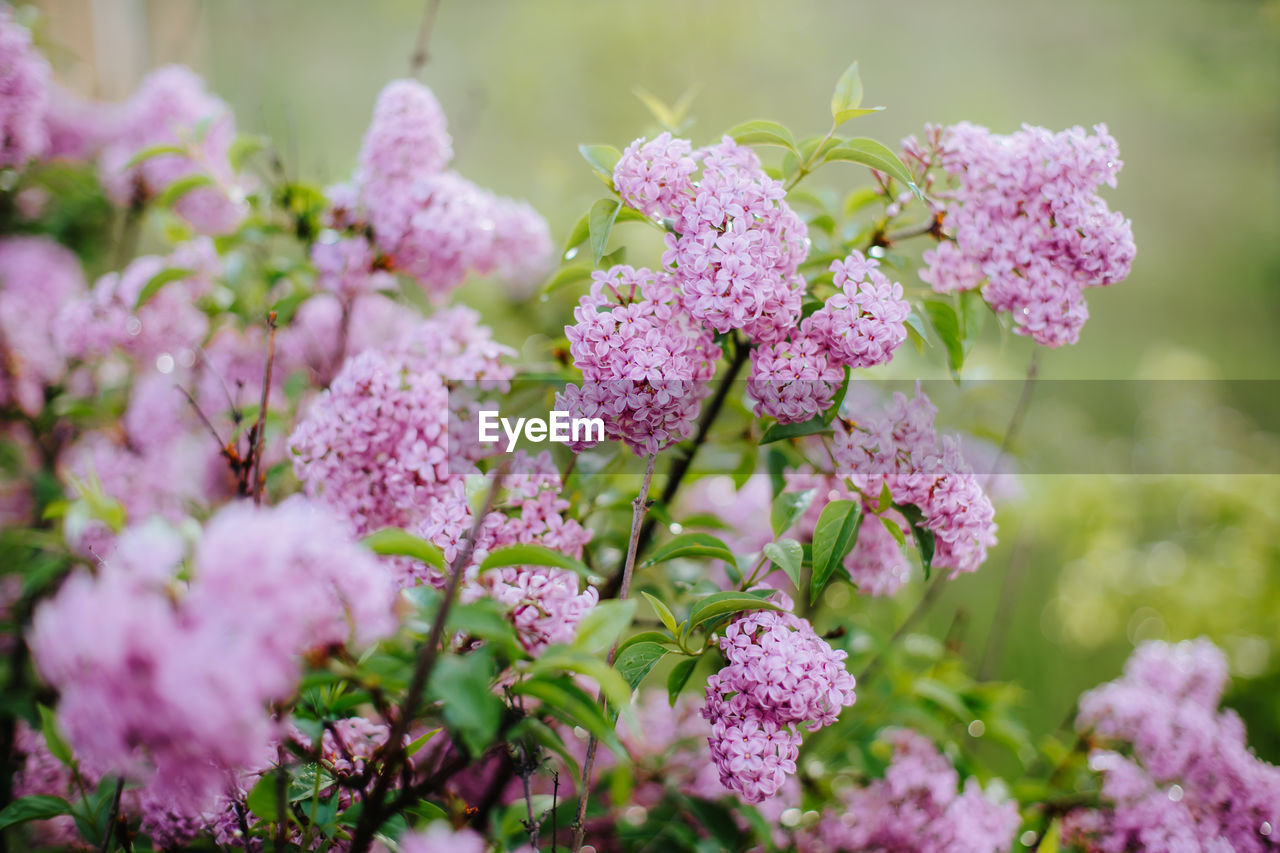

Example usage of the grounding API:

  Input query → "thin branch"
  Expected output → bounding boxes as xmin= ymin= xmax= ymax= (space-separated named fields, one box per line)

xmin=348 ymin=469 xmax=507 ymax=853
xmin=408 ymin=0 xmax=443 ymax=75
xmin=98 ymin=777 xmax=125 ymax=853
xmin=613 ymin=336 xmax=750 ymax=595
xmin=250 ymin=312 xmax=279 ymax=505
xmin=572 ymin=453 xmax=658 ymax=853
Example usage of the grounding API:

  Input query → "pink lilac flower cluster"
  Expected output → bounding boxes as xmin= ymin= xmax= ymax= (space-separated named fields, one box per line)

xmin=0 ymin=7 xmax=50 ymax=168
xmin=747 ymin=250 xmax=909 ymax=424
xmin=914 ymin=122 xmax=1135 ymax=347
xmin=56 ymin=237 xmax=218 ymax=369
xmin=832 ymin=389 xmax=997 ymax=575
xmin=1065 ymin=638 xmax=1280 ymax=851
xmin=809 ymin=251 xmax=911 ymax=369
xmin=702 ymin=594 xmax=856 ymax=802
xmin=289 ymin=307 xmax=515 ymax=534
xmin=614 ymin=135 xmax=808 ymax=342
xmin=98 ymin=66 xmax=248 ymax=235
xmin=310 ymin=231 xmax=395 ymax=301
xmin=416 ymin=453 xmax=596 ymax=652
xmin=342 ymin=79 xmax=551 ymax=299
xmin=557 ymin=265 xmax=720 ymax=456
xmin=28 ymin=498 xmax=398 ymax=815
xmin=786 ymin=470 xmax=913 ymax=597
xmin=807 ymin=729 xmax=1019 ymax=853
xmin=0 ymin=236 xmax=86 ymax=415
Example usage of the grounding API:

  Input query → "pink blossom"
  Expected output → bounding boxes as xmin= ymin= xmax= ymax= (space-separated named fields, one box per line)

xmin=0 ymin=8 xmax=50 ymax=168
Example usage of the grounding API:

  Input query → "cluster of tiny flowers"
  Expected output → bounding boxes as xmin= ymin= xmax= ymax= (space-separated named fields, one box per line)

xmin=914 ymin=122 xmax=1135 ymax=347
xmin=614 ymin=135 xmax=808 ymax=341
xmin=0 ymin=236 xmax=86 ymax=415
xmin=832 ymin=389 xmax=997 ymax=575
xmin=806 ymin=729 xmax=1019 ymax=853
xmin=746 ymin=335 xmax=844 ymax=424
xmin=347 ymin=79 xmax=552 ymax=299
xmin=702 ymin=594 xmax=856 ymax=802
xmin=28 ymin=499 xmax=398 ymax=817
xmin=98 ymin=66 xmax=248 ymax=235
xmin=558 ymin=265 xmax=720 ymax=455
xmin=808 ymin=251 xmax=911 ymax=369
xmin=56 ymin=237 xmax=218 ymax=369
xmin=786 ymin=470 xmax=913 ymax=596
xmin=416 ymin=453 xmax=596 ymax=652
xmin=1065 ymin=638 xmax=1280 ymax=851
xmin=309 ymin=231 xmax=395 ymax=301
xmin=0 ymin=7 xmax=50 ymax=168
xmin=289 ymin=308 xmax=514 ymax=535
xmin=746 ymin=251 xmax=909 ymax=424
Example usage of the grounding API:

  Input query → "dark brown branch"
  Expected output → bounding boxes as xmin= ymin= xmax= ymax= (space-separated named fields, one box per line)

xmin=408 ymin=0 xmax=443 ymax=75
xmin=250 ymin=312 xmax=279 ymax=505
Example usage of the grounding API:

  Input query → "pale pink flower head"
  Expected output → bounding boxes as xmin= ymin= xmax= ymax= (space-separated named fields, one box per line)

xmin=0 ymin=236 xmax=86 ymax=415
xmin=556 ymin=264 xmax=720 ymax=456
xmin=0 ymin=7 xmax=50 ymax=168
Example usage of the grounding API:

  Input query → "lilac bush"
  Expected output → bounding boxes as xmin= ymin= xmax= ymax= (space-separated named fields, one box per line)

xmin=1 ymin=10 xmax=1272 ymax=853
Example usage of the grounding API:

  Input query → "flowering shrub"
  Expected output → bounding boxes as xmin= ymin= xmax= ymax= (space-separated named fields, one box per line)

xmin=0 ymin=12 xmax=1273 ymax=853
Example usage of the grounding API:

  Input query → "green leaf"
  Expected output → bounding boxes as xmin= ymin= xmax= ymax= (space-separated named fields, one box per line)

xmin=0 ymin=795 xmax=71 ymax=831
xmin=614 ymin=642 xmax=669 ymax=690
xmin=825 ymin=366 xmax=853 ymax=424
xmin=123 ymin=143 xmax=188 ymax=169
xmin=405 ymin=727 xmax=442 ymax=758
xmin=37 ymin=704 xmax=72 ymax=766
xmin=921 ymin=299 xmax=965 ymax=375
xmin=824 ymin=138 xmax=916 ymax=189
xmin=904 ymin=311 xmax=929 ymax=353
xmin=579 ymin=144 xmax=622 ymax=186
xmin=914 ymin=678 xmax=969 ymax=720
xmin=618 ymin=630 xmax=676 ymax=653
xmin=447 ymin=600 xmax=525 ymax=659
xmin=731 ymin=446 xmax=756 ymax=490
xmin=762 ymin=539 xmax=804 ymax=591
xmin=513 ymin=716 xmax=582 ymax=780
xmin=830 ymin=61 xmax=864 ymax=120
xmin=632 ymin=87 xmax=678 ymax=130
xmin=588 ymin=198 xmax=622 ymax=265
xmin=428 ymin=649 xmax=502 ymax=756
xmin=479 ymin=543 xmax=593 ymax=580
xmin=760 ymin=416 xmax=831 ymax=444
xmin=667 ymin=656 xmax=697 ymax=705
xmin=155 ymin=172 xmax=215 ymax=208
xmin=572 ymin=599 xmax=637 ymax=653
xmin=642 ymin=532 xmax=737 ymax=569
xmin=134 ymin=266 xmax=194 ymax=310
xmin=562 ymin=210 xmax=591 ymax=257
xmin=228 ymin=134 xmax=266 ymax=171
xmin=360 ymin=528 xmax=446 ymax=570
xmin=542 ymin=264 xmax=594 ymax=296
xmin=246 ymin=773 xmax=284 ymax=823
xmin=640 ymin=591 xmax=679 ymax=635
xmin=513 ymin=675 xmax=628 ymax=760
xmin=896 ymin=502 xmax=936 ymax=579
xmin=685 ymin=591 xmax=782 ymax=636
xmin=727 ymin=119 xmax=797 ymax=152
xmin=771 ymin=488 xmax=816 ymax=536
xmin=533 ymin=648 xmax=634 ymax=713
xmin=810 ymin=499 xmax=862 ymax=602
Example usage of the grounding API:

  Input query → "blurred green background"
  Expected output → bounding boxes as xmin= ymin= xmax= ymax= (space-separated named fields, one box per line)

xmin=40 ymin=0 xmax=1280 ymax=763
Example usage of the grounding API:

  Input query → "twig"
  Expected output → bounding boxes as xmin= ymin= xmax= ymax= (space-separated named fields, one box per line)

xmin=408 ymin=0 xmax=443 ymax=75
xmin=614 ymin=336 xmax=750 ymax=595
xmin=348 ymin=469 xmax=506 ymax=853
xmin=571 ymin=453 xmax=658 ymax=853
xmin=250 ymin=312 xmax=279 ymax=505
xmin=98 ymin=777 xmax=125 ymax=853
